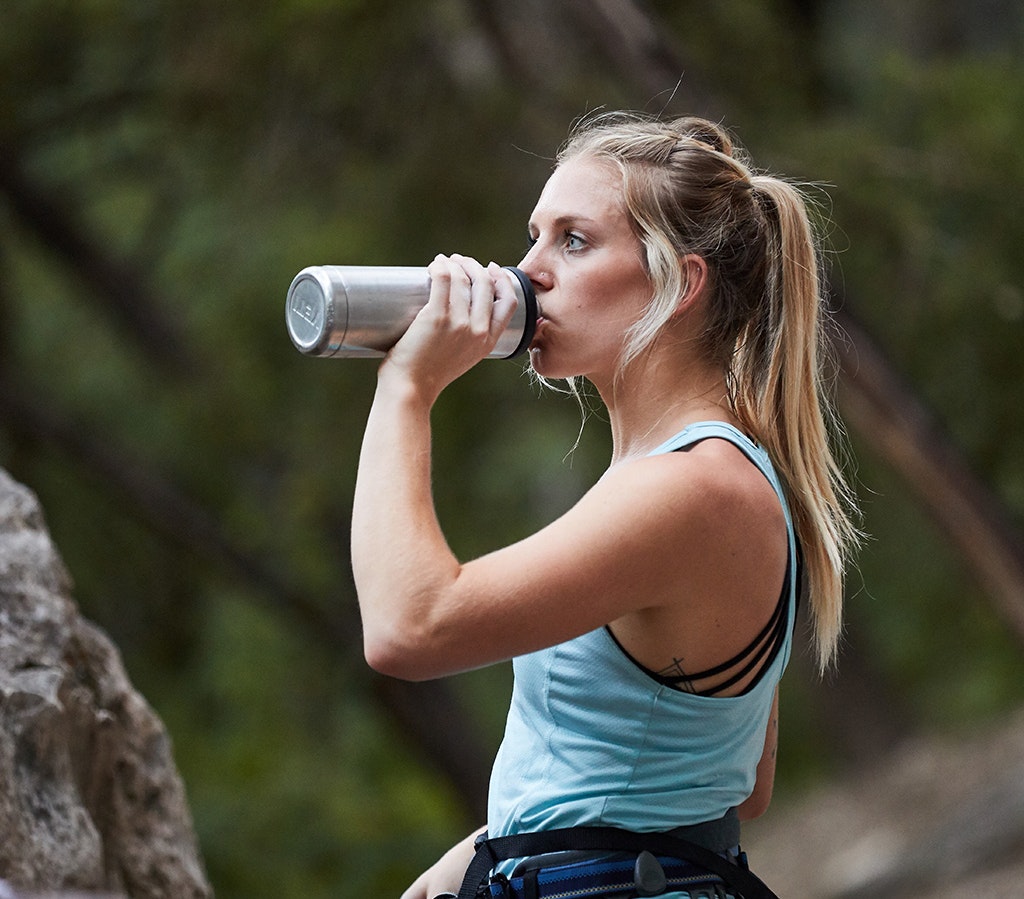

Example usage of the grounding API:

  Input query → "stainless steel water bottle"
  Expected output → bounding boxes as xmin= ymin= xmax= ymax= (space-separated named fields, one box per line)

xmin=285 ymin=265 xmax=537 ymax=359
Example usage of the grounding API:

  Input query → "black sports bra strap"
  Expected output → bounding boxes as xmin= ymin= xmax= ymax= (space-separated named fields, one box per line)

xmin=662 ymin=557 xmax=792 ymax=697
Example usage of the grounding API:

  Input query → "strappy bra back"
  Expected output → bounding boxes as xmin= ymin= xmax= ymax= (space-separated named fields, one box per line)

xmin=608 ymin=425 xmax=798 ymax=698
xmin=607 ymin=557 xmax=792 ymax=697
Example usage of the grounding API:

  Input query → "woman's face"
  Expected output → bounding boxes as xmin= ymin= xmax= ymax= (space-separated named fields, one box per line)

xmin=519 ymin=154 xmax=653 ymax=383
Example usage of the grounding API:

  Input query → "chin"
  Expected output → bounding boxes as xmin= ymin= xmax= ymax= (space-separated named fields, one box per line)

xmin=528 ymin=347 xmax=571 ymax=380
xmin=531 ymin=345 xmax=610 ymax=385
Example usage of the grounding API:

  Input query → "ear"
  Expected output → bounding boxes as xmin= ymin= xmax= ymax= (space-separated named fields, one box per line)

xmin=672 ymin=254 xmax=708 ymax=316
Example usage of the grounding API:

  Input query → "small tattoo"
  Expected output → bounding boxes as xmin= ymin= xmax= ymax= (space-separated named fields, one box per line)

xmin=657 ymin=657 xmax=688 ymax=678
xmin=657 ymin=658 xmax=696 ymax=693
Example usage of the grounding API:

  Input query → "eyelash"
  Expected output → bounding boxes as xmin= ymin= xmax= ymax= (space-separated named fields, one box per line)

xmin=526 ymin=231 xmax=586 ymax=252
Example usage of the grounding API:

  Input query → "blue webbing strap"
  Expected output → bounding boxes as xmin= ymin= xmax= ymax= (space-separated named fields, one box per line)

xmin=456 ymin=827 xmax=779 ymax=899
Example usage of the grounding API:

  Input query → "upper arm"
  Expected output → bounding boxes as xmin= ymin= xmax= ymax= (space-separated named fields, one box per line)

xmin=366 ymin=442 xmax=781 ymax=680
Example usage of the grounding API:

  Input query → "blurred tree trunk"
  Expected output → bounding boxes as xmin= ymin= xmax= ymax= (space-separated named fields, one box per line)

xmin=834 ymin=309 xmax=1024 ymax=640
xmin=0 ymin=143 xmax=192 ymax=375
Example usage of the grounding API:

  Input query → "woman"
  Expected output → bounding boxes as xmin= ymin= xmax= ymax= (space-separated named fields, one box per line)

xmin=351 ymin=113 xmax=860 ymax=899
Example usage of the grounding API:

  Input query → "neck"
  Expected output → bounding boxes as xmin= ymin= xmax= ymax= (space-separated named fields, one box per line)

xmin=594 ymin=351 xmax=737 ymax=467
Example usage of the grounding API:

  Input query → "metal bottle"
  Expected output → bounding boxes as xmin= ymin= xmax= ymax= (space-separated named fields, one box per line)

xmin=285 ymin=265 xmax=537 ymax=359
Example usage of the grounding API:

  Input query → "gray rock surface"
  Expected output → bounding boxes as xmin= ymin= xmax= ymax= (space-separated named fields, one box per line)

xmin=0 ymin=468 xmax=212 ymax=898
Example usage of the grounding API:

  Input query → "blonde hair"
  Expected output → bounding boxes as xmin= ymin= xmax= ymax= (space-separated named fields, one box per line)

xmin=558 ymin=112 xmax=861 ymax=669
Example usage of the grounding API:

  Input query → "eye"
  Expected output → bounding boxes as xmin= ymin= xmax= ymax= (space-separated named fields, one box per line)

xmin=565 ymin=232 xmax=586 ymax=251
xmin=525 ymin=232 xmax=538 ymax=251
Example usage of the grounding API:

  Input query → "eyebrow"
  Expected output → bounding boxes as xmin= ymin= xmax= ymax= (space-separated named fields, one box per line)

xmin=528 ymin=213 xmax=602 ymax=232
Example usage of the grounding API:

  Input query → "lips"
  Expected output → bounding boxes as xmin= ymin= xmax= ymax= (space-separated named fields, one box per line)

xmin=529 ymin=313 xmax=547 ymax=350
xmin=534 ymin=295 xmax=549 ymax=323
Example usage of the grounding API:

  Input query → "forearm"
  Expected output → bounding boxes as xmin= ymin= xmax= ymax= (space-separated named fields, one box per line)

xmin=401 ymin=825 xmax=486 ymax=899
xmin=351 ymin=369 xmax=461 ymax=674
xmin=738 ymin=688 xmax=779 ymax=821
xmin=351 ymin=254 xmax=520 ymax=677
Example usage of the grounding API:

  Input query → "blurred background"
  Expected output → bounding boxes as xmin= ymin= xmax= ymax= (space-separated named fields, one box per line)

xmin=1 ymin=1 xmax=1022 ymax=896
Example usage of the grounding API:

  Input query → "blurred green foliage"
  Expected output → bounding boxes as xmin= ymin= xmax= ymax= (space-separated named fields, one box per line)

xmin=1 ymin=1 xmax=1023 ymax=896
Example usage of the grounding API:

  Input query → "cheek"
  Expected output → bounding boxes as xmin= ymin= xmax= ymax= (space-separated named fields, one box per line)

xmin=557 ymin=261 xmax=652 ymax=335
xmin=596 ymin=270 xmax=652 ymax=326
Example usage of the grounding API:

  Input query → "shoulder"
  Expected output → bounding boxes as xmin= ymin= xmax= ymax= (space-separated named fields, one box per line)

xmin=601 ymin=436 xmax=780 ymax=529
xmin=593 ymin=437 xmax=787 ymax=602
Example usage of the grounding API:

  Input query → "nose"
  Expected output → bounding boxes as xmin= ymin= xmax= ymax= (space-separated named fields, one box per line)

xmin=517 ymin=245 xmax=553 ymax=292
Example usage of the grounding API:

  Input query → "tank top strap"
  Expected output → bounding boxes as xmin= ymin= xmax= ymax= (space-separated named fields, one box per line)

xmin=651 ymin=420 xmax=761 ymax=459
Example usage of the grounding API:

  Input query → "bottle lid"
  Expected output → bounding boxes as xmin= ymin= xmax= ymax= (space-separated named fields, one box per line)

xmin=285 ymin=268 xmax=336 ymax=355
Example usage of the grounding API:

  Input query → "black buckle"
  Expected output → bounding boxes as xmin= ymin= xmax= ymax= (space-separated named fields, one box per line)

xmin=485 ymin=872 xmax=510 ymax=899
xmin=633 ymin=851 xmax=667 ymax=897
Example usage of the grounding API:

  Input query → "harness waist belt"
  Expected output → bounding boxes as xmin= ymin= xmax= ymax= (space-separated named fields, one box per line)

xmin=457 ymin=825 xmax=779 ymax=899
xmin=667 ymin=807 xmax=741 ymax=854
xmin=490 ymin=850 xmax=737 ymax=898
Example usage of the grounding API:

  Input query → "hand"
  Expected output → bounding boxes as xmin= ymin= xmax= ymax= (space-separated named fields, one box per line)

xmin=381 ymin=254 xmax=519 ymax=403
xmin=400 ymin=827 xmax=484 ymax=899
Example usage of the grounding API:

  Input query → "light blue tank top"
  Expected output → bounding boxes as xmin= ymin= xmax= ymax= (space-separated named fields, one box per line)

xmin=487 ymin=422 xmax=797 ymax=849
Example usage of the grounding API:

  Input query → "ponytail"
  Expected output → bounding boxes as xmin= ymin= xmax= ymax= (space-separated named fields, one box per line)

xmin=731 ymin=176 xmax=861 ymax=670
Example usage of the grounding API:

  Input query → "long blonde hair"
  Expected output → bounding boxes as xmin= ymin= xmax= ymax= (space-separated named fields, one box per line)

xmin=559 ymin=112 xmax=861 ymax=669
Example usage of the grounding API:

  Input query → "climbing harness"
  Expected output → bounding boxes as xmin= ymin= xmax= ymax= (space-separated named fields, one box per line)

xmin=442 ymin=825 xmax=779 ymax=899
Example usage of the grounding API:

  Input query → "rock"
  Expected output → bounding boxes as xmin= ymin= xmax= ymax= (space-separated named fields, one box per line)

xmin=0 ymin=469 xmax=212 ymax=898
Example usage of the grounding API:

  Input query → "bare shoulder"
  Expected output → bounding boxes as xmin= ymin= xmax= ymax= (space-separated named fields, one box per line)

xmin=596 ymin=436 xmax=788 ymax=615
xmin=599 ymin=436 xmax=783 ymax=536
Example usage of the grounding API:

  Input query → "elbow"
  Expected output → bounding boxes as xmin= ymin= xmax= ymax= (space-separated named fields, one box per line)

xmin=363 ymin=632 xmax=418 ymax=680
xmin=737 ymin=782 xmax=773 ymax=822
xmin=362 ymin=622 xmax=443 ymax=682
xmin=357 ymin=577 xmax=466 ymax=680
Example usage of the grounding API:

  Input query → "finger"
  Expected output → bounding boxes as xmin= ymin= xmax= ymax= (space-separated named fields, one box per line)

xmin=488 ymin=261 xmax=520 ymax=336
xmin=426 ymin=255 xmax=453 ymax=312
xmin=427 ymin=255 xmax=471 ymax=321
xmin=448 ymin=256 xmax=475 ymax=322
xmin=453 ymin=254 xmax=496 ymax=332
